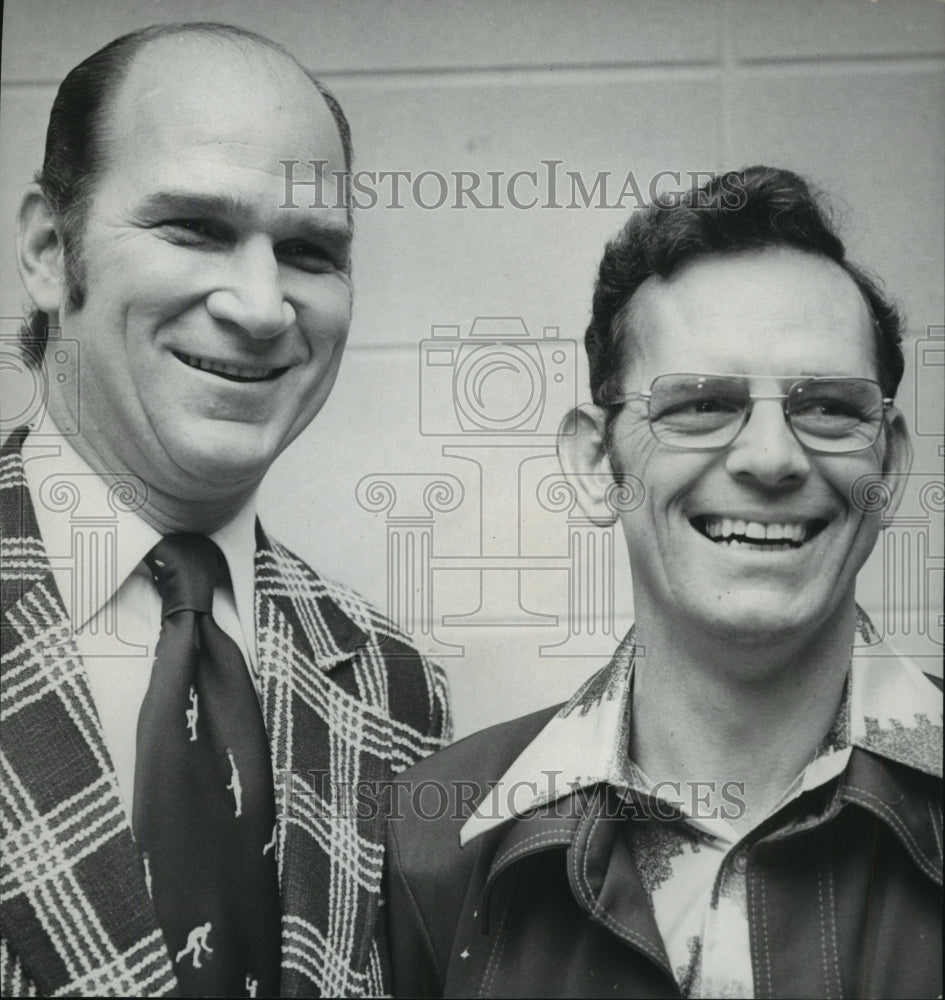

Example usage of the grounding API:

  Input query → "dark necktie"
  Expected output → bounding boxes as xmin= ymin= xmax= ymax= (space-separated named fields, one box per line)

xmin=134 ymin=535 xmax=281 ymax=998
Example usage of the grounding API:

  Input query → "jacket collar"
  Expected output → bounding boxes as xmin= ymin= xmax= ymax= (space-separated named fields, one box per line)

xmin=841 ymin=747 xmax=943 ymax=885
xmin=1 ymin=429 xmax=176 ymax=995
xmin=477 ymin=785 xmax=676 ymax=980
xmin=460 ymin=627 xmax=638 ymax=847
xmin=253 ymin=519 xmax=369 ymax=667
xmin=462 ymin=618 xmax=943 ymax=875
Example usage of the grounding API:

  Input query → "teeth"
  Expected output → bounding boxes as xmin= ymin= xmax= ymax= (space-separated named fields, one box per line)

xmin=176 ymin=352 xmax=275 ymax=380
xmin=700 ymin=518 xmax=812 ymax=545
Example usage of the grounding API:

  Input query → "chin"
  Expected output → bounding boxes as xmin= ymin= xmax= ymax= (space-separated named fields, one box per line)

xmin=172 ymin=434 xmax=278 ymax=493
xmin=692 ymin=593 xmax=833 ymax=644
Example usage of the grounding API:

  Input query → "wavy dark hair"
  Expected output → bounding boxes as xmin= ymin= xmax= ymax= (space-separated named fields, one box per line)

xmin=585 ymin=165 xmax=904 ymax=426
xmin=20 ymin=21 xmax=353 ymax=366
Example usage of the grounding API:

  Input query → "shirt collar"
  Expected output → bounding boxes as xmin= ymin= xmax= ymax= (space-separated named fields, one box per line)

xmin=23 ymin=423 xmax=259 ymax=660
xmin=460 ymin=615 xmax=943 ymax=847
xmin=23 ymin=429 xmax=161 ymax=631
xmin=211 ymin=495 xmax=259 ymax=666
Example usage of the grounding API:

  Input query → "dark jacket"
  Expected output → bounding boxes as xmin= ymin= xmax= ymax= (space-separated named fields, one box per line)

xmin=385 ymin=699 xmax=943 ymax=999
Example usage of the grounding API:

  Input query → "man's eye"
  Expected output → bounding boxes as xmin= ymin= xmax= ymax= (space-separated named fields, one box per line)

xmin=793 ymin=399 xmax=861 ymax=420
xmin=692 ymin=398 xmax=740 ymax=414
xmin=794 ymin=398 xmax=856 ymax=417
xmin=655 ymin=396 xmax=742 ymax=430
xmin=158 ymin=219 xmax=220 ymax=242
xmin=277 ymin=241 xmax=342 ymax=273
xmin=668 ymin=397 xmax=740 ymax=416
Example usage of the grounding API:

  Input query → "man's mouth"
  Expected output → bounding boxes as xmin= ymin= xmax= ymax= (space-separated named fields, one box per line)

xmin=174 ymin=351 xmax=288 ymax=383
xmin=691 ymin=516 xmax=827 ymax=550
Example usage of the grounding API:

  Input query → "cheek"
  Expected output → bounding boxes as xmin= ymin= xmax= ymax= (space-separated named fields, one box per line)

xmin=830 ymin=513 xmax=883 ymax=587
xmin=296 ymin=285 xmax=352 ymax=350
xmin=610 ymin=421 xmax=712 ymax=510
xmin=821 ymin=449 xmax=886 ymax=516
xmin=82 ymin=256 xmax=198 ymax=332
xmin=607 ymin=417 xmax=657 ymax=476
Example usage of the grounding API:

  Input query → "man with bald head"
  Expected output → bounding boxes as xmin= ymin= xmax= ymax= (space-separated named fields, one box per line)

xmin=1 ymin=24 xmax=448 ymax=997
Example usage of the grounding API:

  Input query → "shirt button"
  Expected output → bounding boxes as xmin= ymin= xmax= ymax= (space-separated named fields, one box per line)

xmin=733 ymin=850 xmax=749 ymax=874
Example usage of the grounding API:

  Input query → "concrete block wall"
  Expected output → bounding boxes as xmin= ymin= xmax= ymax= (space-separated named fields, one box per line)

xmin=2 ymin=0 xmax=942 ymax=738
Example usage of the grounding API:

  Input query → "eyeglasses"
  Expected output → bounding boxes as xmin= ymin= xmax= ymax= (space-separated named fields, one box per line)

xmin=607 ymin=373 xmax=893 ymax=454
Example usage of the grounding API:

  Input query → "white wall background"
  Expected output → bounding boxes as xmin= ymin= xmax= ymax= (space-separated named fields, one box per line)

xmin=2 ymin=0 xmax=943 ymax=739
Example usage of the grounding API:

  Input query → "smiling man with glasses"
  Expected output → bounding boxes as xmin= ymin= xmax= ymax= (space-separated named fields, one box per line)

xmin=384 ymin=166 xmax=942 ymax=999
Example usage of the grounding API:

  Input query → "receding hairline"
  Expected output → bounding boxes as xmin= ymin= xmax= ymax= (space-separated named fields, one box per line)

xmin=138 ymin=26 xmax=313 ymax=78
xmin=90 ymin=25 xmax=348 ymax=192
xmin=111 ymin=27 xmax=333 ymax=123
xmin=122 ymin=22 xmax=318 ymax=83
xmin=89 ymin=27 xmax=349 ymax=216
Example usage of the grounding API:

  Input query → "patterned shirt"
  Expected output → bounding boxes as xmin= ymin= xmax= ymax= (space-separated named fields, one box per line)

xmin=460 ymin=616 xmax=943 ymax=998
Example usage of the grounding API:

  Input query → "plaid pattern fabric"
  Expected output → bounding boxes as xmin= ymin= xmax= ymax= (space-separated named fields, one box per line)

xmin=0 ymin=430 xmax=451 ymax=997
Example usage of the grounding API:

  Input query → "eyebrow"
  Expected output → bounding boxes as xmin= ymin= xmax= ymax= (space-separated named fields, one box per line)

xmin=136 ymin=190 xmax=352 ymax=248
xmin=691 ymin=371 xmax=870 ymax=379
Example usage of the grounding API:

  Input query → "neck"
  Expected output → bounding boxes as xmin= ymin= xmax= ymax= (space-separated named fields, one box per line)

xmin=131 ymin=487 xmax=253 ymax=536
xmin=46 ymin=400 xmax=257 ymax=535
xmin=629 ymin=599 xmax=855 ymax=832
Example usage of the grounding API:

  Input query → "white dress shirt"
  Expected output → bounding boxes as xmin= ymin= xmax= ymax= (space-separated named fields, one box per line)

xmin=23 ymin=426 xmax=260 ymax=825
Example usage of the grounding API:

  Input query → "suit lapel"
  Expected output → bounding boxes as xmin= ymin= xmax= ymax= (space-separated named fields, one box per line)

xmin=253 ymin=525 xmax=390 ymax=998
xmin=1 ymin=434 xmax=175 ymax=996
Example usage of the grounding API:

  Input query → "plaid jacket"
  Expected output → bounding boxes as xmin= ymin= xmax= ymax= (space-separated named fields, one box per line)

xmin=0 ymin=430 xmax=451 ymax=997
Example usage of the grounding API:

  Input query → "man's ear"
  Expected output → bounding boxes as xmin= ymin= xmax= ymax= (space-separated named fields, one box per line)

xmin=17 ymin=185 xmax=65 ymax=313
xmin=556 ymin=404 xmax=617 ymax=526
xmin=879 ymin=405 xmax=914 ymax=521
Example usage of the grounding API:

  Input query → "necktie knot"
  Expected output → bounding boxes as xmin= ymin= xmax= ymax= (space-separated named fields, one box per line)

xmin=145 ymin=534 xmax=221 ymax=617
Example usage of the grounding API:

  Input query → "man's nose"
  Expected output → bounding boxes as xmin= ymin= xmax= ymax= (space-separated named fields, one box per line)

xmin=724 ymin=399 xmax=811 ymax=486
xmin=205 ymin=239 xmax=296 ymax=339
